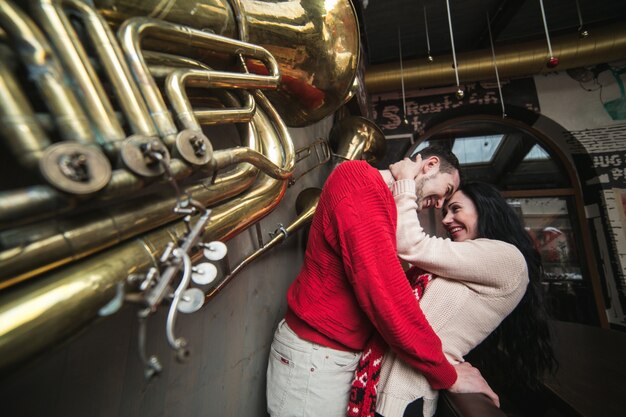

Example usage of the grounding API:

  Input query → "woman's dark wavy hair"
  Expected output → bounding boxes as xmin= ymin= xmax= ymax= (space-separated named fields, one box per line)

xmin=456 ymin=182 xmax=557 ymax=390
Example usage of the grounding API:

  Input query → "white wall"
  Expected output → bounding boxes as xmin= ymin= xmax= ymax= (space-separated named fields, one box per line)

xmin=534 ymin=67 xmax=625 ymax=131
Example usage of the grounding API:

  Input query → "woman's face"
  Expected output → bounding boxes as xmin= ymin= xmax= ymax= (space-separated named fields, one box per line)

xmin=442 ymin=190 xmax=479 ymax=242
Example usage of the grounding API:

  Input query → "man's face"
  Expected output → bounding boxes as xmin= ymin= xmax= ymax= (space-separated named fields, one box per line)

xmin=415 ymin=164 xmax=460 ymax=211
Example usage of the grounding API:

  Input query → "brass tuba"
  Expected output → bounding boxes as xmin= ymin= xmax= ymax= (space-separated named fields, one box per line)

xmin=0 ymin=0 xmax=363 ymax=373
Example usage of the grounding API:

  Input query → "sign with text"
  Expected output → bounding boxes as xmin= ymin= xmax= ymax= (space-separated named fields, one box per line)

xmin=371 ymin=78 xmax=540 ymax=136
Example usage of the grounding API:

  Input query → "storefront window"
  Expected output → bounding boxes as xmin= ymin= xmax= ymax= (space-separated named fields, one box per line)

xmin=508 ymin=196 xmax=596 ymax=324
xmin=507 ymin=197 xmax=582 ymax=281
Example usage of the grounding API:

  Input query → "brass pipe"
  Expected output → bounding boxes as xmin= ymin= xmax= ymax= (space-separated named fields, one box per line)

xmin=92 ymin=0 xmax=237 ymax=38
xmin=0 ymin=186 xmax=74 ymax=229
xmin=0 ymin=91 xmax=293 ymax=372
xmin=0 ymin=59 xmax=51 ymax=170
xmin=0 ymin=65 xmax=263 ymax=227
xmin=0 ymin=90 xmax=294 ymax=287
xmin=0 ymin=0 xmax=97 ymax=146
xmin=165 ymin=69 xmax=256 ymax=130
xmin=0 ymin=160 xmax=191 ymax=230
xmin=29 ymin=0 xmax=128 ymax=156
xmin=148 ymin=52 xmax=256 ymax=126
xmin=0 ymin=164 xmax=249 ymax=289
xmin=366 ymin=21 xmax=626 ymax=93
xmin=0 ymin=142 xmax=255 ymax=286
xmin=204 ymin=187 xmax=320 ymax=303
xmin=118 ymin=17 xmax=280 ymax=147
xmin=36 ymin=0 xmax=158 ymax=139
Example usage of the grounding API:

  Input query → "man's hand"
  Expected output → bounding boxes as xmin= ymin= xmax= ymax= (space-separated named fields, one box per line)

xmin=389 ymin=155 xmax=422 ymax=181
xmin=448 ymin=362 xmax=500 ymax=407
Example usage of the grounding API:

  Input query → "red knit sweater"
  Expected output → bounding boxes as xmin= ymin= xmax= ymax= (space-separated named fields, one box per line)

xmin=286 ymin=161 xmax=456 ymax=390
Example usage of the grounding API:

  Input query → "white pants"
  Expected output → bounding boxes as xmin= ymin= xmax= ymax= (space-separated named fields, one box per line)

xmin=266 ymin=319 xmax=361 ymax=417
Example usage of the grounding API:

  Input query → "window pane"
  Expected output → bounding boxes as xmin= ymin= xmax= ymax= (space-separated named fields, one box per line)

xmin=524 ymin=144 xmax=550 ymax=161
xmin=452 ymin=135 xmax=503 ymax=164
xmin=507 ymin=196 xmax=597 ymax=324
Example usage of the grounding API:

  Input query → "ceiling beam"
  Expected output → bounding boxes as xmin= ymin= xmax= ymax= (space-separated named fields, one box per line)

xmin=475 ymin=0 xmax=528 ymax=49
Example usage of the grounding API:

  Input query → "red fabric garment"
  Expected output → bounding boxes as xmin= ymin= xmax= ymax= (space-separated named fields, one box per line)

xmin=347 ymin=268 xmax=433 ymax=417
xmin=286 ymin=161 xmax=456 ymax=390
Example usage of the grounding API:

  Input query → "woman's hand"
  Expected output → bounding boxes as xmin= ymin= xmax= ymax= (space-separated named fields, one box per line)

xmin=389 ymin=155 xmax=422 ymax=181
xmin=448 ymin=362 xmax=500 ymax=407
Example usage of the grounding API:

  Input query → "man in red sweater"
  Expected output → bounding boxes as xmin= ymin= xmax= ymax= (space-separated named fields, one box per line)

xmin=267 ymin=146 xmax=495 ymax=417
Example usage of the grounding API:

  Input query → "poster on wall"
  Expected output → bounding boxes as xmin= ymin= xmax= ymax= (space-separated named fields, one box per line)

xmin=370 ymin=77 xmax=540 ymax=168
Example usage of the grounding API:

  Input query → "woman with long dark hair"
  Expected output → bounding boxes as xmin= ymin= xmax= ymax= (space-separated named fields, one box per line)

xmin=370 ymin=175 xmax=557 ymax=417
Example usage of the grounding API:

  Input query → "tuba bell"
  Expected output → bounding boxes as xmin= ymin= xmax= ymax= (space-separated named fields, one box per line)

xmin=330 ymin=115 xmax=387 ymax=165
xmin=92 ymin=0 xmax=361 ymax=127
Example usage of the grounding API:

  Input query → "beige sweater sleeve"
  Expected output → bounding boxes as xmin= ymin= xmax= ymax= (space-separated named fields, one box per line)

xmin=391 ymin=179 xmax=527 ymax=293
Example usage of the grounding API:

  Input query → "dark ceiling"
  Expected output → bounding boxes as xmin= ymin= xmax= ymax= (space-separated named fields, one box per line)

xmin=358 ymin=0 xmax=626 ymax=66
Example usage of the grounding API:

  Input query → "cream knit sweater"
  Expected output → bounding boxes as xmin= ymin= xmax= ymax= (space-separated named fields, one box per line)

xmin=376 ymin=180 xmax=529 ymax=417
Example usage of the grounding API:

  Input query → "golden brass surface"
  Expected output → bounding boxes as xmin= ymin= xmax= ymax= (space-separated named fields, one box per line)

xmin=165 ymin=69 xmax=257 ymax=131
xmin=93 ymin=0 xmax=237 ymax=38
xmin=0 ymin=160 xmax=193 ymax=230
xmin=366 ymin=21 xmax=626 ymax=93
xmin=118 ymin=16 xmax=281 ymax=147
xmin=0 ymin=91 xmax=291 ymax=287
xmin=330 ymin=116 xmax=387 ymax=165
xmin=97 ymin=0 xmax=359 ymax=127
xmin=0 ymin=1 xmax=96 ymax=146
xmin=236 ymin=0 xmax=360 ymax=126
xmin=0 ymin=59 xmax=51 ymax=170
xmin=30 ymin=0 xmax=127 ymax=157
xmin=0 ymin=91 xmax=293 ymax=371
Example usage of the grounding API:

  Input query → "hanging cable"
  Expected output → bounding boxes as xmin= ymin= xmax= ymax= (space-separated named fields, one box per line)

xmin=539 ymin=0 xmax=559 ymax=68
xmin=487 ymin=12 xmax=506 ymax=118
xmin=575 ymin=0 xmax=589 ymax=38
xmin=398 ymin=27 xmax=408 ymax=125
xmin=445 ymin=0 xmax=464 ymax=99
xmin=424 ymin=6 xmax=433 ymax=63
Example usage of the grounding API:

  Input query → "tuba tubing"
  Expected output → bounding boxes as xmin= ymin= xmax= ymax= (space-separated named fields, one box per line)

xmin=30 ymin=0 xmax=129 ymax=157
xmin=165 ymin=69 xmax=257 ymax=131
xmin=0 ymin=1 xmax=97 ymax=146
xmin=0 ymin=57 xmax=270 ymax=229
xmin=0 ymin=59 xmax=52 ymax=170
xmin=0 ymin=91 xmax=294 ymax=373
xmin=118 ymin=17 xmax=281 ymax=147
xmin=0 ymin=91 xmax=294 ymax=288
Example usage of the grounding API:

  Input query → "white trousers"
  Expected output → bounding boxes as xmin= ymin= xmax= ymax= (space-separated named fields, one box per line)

xmin=266 ymin=319 xmax=361 ymax=417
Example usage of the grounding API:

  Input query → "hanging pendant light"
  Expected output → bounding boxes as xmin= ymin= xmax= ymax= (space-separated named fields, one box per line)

xmin=539 ymin=0 xmax=559 ymax=68
xmin=487 ymin=12 xmax=506 ymax=118
xmin=575 ymin=0 xmax=589 ymax=38
xmin=445 ymin=0 xmax=463 ymax=99
xmin=424 ymin=6 xmax=434 ymax=63
xmin=398 ymin=28 xmax=409 ymax=125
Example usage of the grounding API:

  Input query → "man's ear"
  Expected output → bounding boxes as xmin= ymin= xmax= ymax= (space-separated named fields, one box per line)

xmin=422 ymin=156 xmax=440 ymax=173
